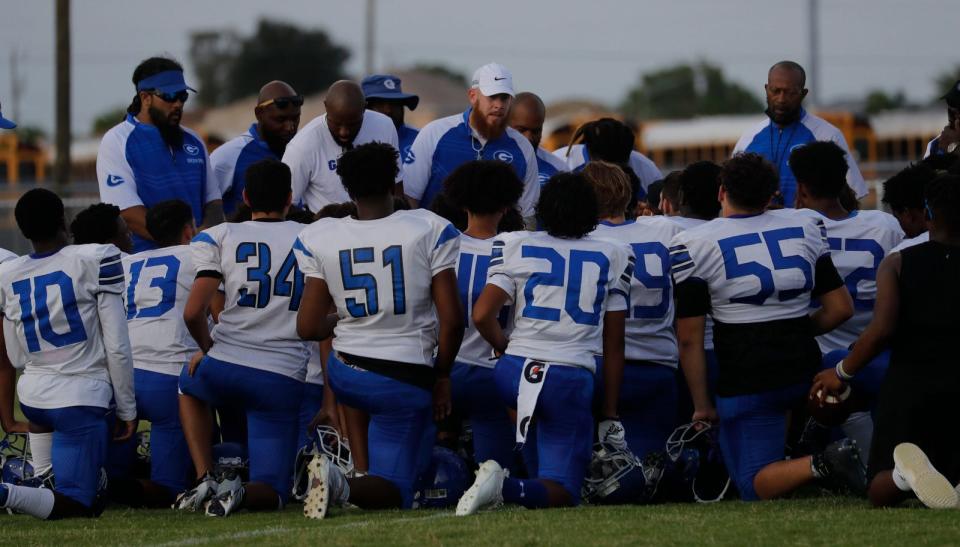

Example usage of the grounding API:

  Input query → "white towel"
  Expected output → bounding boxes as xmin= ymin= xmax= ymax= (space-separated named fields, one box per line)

xmin=516 ymin=359 xmax=550 ymax=445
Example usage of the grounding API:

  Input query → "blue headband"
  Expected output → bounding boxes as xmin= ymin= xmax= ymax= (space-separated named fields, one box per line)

xmin=136 ymin=70 xmax=196 ymax=93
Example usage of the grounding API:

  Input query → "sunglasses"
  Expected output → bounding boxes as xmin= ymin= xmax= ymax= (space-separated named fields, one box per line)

xmin=257 ymin=95 xmax=304 ymax=110
xmin=150 ymin=90 xmax=189 ymax=104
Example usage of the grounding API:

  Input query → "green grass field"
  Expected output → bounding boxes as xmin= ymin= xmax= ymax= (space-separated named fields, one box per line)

xmin=1 ymin=497 xmax=958 ymax=546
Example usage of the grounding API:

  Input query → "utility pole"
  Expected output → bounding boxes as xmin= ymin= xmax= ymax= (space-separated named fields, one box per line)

xmin=808 ymin=0 xmax=820 ymax=107
xmin=364 ymin=0 xmax=375 ymax=75
xmin=9 ymin=49 xmax=24 ymax=122
xmin=54 ymin=0 xmax=71 ymax=186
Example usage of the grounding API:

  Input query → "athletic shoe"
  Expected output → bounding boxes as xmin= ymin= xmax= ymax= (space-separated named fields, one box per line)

xmin=640 ymin=451 xmax=666 ymax=502
xmin=456 ymin=459 xmax=507 ymax=516
xmin=92 ymin=467 xmax=109 ymax=517
xmin=174 ymin=472 xmax=218 ymax=512
xmin=205 ymin=471 xmax=245 ymax=517
xmin=304 ymin=455 xmax=348 ymax=520
xmin=793 ymin=417 xmax=831 ymax=457
xmin=292 ymin=445 xmax=317 ymax=502
xmin=893 ymin=443 xmax=959 ymax=509
xmin=815 ymin=438 xmax=867 ymax=496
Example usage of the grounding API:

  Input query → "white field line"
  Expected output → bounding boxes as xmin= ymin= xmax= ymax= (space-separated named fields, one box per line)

xmin=151 ymin=512 xmax=452 ymax=546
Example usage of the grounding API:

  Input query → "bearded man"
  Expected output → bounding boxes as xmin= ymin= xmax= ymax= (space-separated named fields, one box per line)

xmin=97 ymin=56 xmax=223 ymax=252
xmin=402 ymin=63 xmax=540 ymax=226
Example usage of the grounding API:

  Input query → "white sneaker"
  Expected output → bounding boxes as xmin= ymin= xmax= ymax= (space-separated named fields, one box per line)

xmin=893 ymin=443 xmax=959 ymax=509
xmin=174 ymin=473 xmax=218 ymax=512
xmin=456 ymin=460 xmax=507 ymax=516
xmin=205 ymin=472 xmax=244 ymax=517
xmin=303 ymin=455 xmax=348 ymax=520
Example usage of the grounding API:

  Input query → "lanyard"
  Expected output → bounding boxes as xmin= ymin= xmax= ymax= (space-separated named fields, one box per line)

xmin=768 ymin=121 xmax=799 ymax=173
xmin=471 ymin=135 xmax=484 ymax=160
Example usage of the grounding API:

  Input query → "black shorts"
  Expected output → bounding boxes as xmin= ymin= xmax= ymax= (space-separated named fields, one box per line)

xmin=868 ymin=374 xmax=960 ymax=483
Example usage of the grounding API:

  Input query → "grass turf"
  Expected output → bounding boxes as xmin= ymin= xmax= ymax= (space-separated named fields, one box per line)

xmin=0 ymin=497 xmax=957 ymax=546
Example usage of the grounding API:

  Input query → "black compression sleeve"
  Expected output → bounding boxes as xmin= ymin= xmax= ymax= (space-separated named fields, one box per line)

xmin=812 ymin=255 xmax=844 ymax=297
xmin=675 ymin=278 xmax=710 ymax=318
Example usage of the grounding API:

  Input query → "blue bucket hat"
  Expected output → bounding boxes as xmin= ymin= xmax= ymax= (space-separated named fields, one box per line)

xmin=361 ymin=74 xmax=419 ymax=110
xmin=0 ymin=100 xmax=15 ymax=130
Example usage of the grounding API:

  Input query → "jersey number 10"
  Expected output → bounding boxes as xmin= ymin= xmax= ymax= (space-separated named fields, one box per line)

xmin=12 ymin=272 xmax=88 ymax=352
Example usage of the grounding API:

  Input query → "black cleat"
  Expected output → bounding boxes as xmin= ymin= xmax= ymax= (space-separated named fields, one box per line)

xmin=793 ymin=417 xmax=831 ymax=457
xmin=813 ymin=438 xmax=867 ymax=497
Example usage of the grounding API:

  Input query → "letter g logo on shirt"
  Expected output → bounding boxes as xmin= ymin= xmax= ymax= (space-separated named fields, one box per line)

xmin=493 ymin=150 xmax=514 ymax=163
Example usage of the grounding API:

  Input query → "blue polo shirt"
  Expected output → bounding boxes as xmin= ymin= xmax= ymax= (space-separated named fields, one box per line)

xmin=398 ymin=124 xmax=419 ymax=165
xmin=402 ymin=109 xmax=540 ymax=217
xmin=535 ymin=147 xmax=567 ymax=187
xmin=732 ymin=108 xmax=867 ymax=207
xmin=552 ymin=144 xmax=661 ymax=199
xmin=97 ymin=114 xmax=220 ymax=252
xmin=210 ymin=123 xmax=278 ymax=215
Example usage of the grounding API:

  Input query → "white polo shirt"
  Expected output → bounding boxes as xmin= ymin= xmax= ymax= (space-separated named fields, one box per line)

xmin=282 ymin=110 xmax=400 ymax=212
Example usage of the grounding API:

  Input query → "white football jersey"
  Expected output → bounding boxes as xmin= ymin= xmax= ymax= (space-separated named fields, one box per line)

xmin=455 ymin=234 xmax=513 ymax=368
xmin=123 ymin=245 xmax=199 ymax=376
xmin=891 ymin=231 xmax=929 ymax=253
xmin=670 ymin=210 xmax=829 ymax=324
xmin=0 ymin=244 xmax=126 ymax=409
xmin=294 ymin=209 xmax=460 ymax=366
xmin=0 ymin=248 xmax=23 ymax=370
xmin=192 ymin=220 xmax=311 ymax=380
xmin=593 ymin=217 xmax=682 ymax=366
xmin=0 ymin=247 xmax=17 ymax=264
xmin=794 ymin=208 xmax=905 ymax=352
xmin=305 ymin=342 xmax=324 ymax=386
xmin=487 ymin=231 xmax=633 ymax=371
xmin=553 ymin=144 xmax=663 ymax=193
xmin=669 ymin=217 xmax=716 ymax=351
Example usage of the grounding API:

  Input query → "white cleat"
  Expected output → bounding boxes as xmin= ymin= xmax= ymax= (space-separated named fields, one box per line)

xmin=205 ymin=472 xmax=244 ymax=517
xmin=304 ymin=455 xmax=347 ymax=520
xmin=174 ymin=473 xmax=218 ymax=512
xmin=893 ymin=443 xmax=959 ymax=509
xmin=456 ymin=459 xmax=507 ymax=516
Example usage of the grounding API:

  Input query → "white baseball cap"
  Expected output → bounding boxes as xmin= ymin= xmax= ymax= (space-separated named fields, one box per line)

xmin=471 ymin=63 xmax=514 ymax=97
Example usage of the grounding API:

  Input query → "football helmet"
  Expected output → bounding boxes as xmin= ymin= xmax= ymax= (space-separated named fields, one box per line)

xmin=212 ymin=442 xmax=249 ymax=481
xmin=664 ymin=421 xmax=731 ymax=503
xmin=292 ymin=425 xmax=354 ymax=501
xmin=413 ymin=446 xmax=471 ymax=509
xmin=582 ymin=442 xmax=664 ymax=504
xmin=129 ymin=429 xmax=152 ymax=480
xmin=0 ymin=433 xmax=55 ymax=497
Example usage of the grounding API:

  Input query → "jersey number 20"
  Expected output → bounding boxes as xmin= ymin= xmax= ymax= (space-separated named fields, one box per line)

xmin=521 ymin=246 xmax=610 ymax=326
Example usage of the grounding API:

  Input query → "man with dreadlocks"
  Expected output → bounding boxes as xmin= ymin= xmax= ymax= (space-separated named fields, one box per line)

xmin=553 ymin=118 xmax=663 ymax=199
xmin=97 ymin=56 xmax=224 ymax=253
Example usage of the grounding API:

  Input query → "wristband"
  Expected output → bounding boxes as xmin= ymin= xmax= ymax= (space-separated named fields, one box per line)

xmin=835 ymin=360 xmax=854 ymax=382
